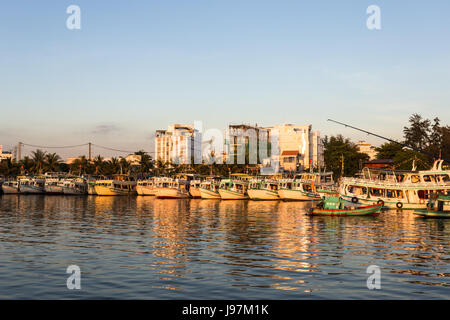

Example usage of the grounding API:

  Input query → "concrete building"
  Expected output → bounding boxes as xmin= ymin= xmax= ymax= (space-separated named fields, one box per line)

xmin=225 ymin=124 xmax=270 ymax=165
xmin=266 ymin=124 xmax=324 ymax=172
xmin=356 ymin=141 xmax=378 ymax=160
xmin=0 ymin=145 xmax=13 ymax=161
xmin=155 ymin=124 xmax=202 ymax=165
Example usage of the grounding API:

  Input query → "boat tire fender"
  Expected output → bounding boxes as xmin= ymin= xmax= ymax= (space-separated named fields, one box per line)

xmin=377 ymin=199 xmax=384 ymax=205
xmin=351 ymin=197 xmax=358 ymax=204
xmin=396 ymin=202 xmax=403 ymax=209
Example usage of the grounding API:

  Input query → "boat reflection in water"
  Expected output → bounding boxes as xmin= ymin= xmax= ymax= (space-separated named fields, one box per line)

xmin=0 ymin=196 xmax=448 ymax=299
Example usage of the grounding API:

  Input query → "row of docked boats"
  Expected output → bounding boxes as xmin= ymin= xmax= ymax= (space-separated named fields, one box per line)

xmin=1 ymin=160 xmax=449 ymax=212
xmin=0 ymin=172 xmax=336 ymax=200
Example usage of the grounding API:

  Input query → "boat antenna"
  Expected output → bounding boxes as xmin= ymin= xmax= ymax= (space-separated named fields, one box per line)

xmin=327 ymin=119 xmax=449 ymax=164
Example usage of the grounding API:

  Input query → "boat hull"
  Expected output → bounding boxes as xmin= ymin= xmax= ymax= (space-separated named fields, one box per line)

xmin=136 ymin=185 xmax=157 ymax=196
xmin=218 ymin=189 xmax=249 ymax=200
xmin=2 ymin=185 xmax=20 ymax=194
xmin=340 ymin=194 xmax=426 ymax=209
xmin=199 ymin=187 xmax=221 ymax=199
xmin=414 ymin=210 xmax=450 ymax=218
xmin=63 ymin=187 xmax=86 ymax=195
xmin=94 ymin=185 xmax=133 ymax=196
xmin=20 ymin=185 xmax=45 ymax=194
xmin=278 ymin=189 xmax=320 ymax=201
xmin=309 ymin=203 xmax=383 ymax=216
xmin=248 ymin=189 xmax=279 ymax=200
xmin=189 ymin=187 xmax=202 ymax=198
xmin=45 ymin=185 xmax=64 ymax=194
xmin=156 ymin=188 xmax=190 ymax=199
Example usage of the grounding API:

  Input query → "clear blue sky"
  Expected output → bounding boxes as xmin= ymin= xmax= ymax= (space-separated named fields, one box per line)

xmin=1 ymin=0 xmax=449 ymax=158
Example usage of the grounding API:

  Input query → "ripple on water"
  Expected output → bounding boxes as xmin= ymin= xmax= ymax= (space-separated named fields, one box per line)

xmin=0 ymin=195 xmax=449 ymax=299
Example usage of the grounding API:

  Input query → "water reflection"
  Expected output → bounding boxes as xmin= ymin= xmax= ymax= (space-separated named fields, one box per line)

xmin=0 ymin=195 xmax=448 ymax=299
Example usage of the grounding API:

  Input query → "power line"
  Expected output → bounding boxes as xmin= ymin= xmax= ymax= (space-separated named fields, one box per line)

xmin=22 ymin=143 xmax=89 ymax=149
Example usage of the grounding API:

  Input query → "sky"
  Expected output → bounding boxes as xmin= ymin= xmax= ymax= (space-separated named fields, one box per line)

xmin=1 ymin=0 xmax=449 ymax=158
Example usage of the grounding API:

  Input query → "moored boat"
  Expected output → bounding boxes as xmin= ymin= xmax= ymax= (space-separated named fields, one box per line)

xmin=218 ymin=174 xmax=251 ymax=200
xmin=308 ymin=196 xmax=383 ymax=216
xmin=199 ymin=179 xmax=221 ymax=199
xmin=189 ymin=180 xmax=202 ymax=198
xmin=94 ymin=175 xmax=137 ymax=196
xmin=414 ymin=194 xmax=450 ymax=218
xmin=248 ymin=179 xmax=280 ymax=200
xmin=136 ymin=178 xmax=157 ymax=196
xmin=19 ymin=177 xmax=45 ymax=194
xmin=278 ymin=179 xmax=321 ymax=201
xmin=2 ymin=180 xmax=20 ymax=194
xmin=155 ymin=177 xmax=190 ymax=199
xmin=62 ymin=178 xmax=88 ymax=195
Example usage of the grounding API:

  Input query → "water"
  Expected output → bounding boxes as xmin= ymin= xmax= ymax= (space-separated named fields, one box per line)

xmin=0 ymin=195 xmax=448 ymax=299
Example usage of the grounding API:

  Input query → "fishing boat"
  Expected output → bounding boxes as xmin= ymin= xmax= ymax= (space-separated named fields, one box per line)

xmin=44 ymin=177 xmax=64 ymax=194
xmin=19 ymin=177 xmax=45 ymax=194
xmin=308 ymin=196 xmax=383 ymax=216
xmin=218 ymin=174 xmax=251 ymax=200
xmin=248 ymin=179 xmax=280 ymax=200
xmin=199 ymin=178 xmax=221 ymax=199
xmin=155 ymin=177 xmax=190 ymax=199
xmin=62 ymin=178 xmax=88 ymax=195
xmin=189 ymin=180 xmax=202 ymax=198
xmin=2 ymin=180 xmax=20 ymax=194
xmin=136 ymin=178 xmax=157 ymax=196
xmin=278 ymin=172 xmax=334 ymax=201
xmin=340 ymin=160 xmax=450 ymax=209
xmin=94 ymin=175 xmax=137 ymax=196
xmin=414 ymin=194 xmax=450 ymax=218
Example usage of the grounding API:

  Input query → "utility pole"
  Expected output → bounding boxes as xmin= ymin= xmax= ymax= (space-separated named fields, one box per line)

xmin=88 ymin=142 xmax=92 ymax=162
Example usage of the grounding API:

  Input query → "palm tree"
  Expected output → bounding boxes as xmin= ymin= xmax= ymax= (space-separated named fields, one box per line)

xmin=45 ymin=153 xmax=62 ymax=172
xmin=31 ymin=149 xmax=46 ymax=174
xmin=93 ymin=155 xmax=104 ymax=175
xmin=135 ymin=150 xmax=154 ymax=174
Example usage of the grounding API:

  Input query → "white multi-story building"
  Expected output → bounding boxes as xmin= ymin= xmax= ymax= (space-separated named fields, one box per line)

xmin=267 ymin=124 xmax=323 ymax=172
xmin=224 ymin=123 xmax=323 ymax=172
xmin=155 ymin=124 xmax=202 ymax=165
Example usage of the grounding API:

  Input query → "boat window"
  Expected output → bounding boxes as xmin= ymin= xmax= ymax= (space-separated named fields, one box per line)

xmin=386 ymin=189 xmax=403 ymax=198
xmin=417 ymin=190 xmax=428 ymax=199
xmin=422 ymin=175 xmax=436 ymax=183
xmin=370 ymin=188 xmax=384 ymax=197
xmin=411 ymin=175 xmax=420 ymax=183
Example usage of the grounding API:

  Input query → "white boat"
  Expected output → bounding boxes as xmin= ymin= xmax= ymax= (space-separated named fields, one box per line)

xmin=218 ymin=174 xmax=251 ymax=200
xmin=94 ymin=179 xmax=137 ymax=196
xmin=339 ymin=160 xmax=450 ymax=209
xmin=155 ymin=177 xmax=190 ymax=199
xmin=136 ymin=178 xmax=157 ymax=196
xmin=19 ymin=177 xmax=45 ymax=194
xmin=44 ymin=177 xmax=64 ymax=194
xmin=278 ymin=172 xmax=334 ymax=201
xmin=199 ymin=179 xmax=221 ymax=199
xmin=62 ymin=178 xmax=88 ymax=195
xmin=189 ymin=180 xmax=202 ymax=198
xmin=248 ymin=179 xmax=280 ymax=200
xmin=2 ymin=180 xmax=20 ymax=194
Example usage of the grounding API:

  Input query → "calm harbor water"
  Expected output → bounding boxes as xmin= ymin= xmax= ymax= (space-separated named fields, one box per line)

xmin=0 ymin=195 xmax=448 ymax=299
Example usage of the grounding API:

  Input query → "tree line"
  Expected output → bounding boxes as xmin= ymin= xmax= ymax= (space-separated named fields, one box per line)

xmin=323 ymin=113 xmax=449 ymax=178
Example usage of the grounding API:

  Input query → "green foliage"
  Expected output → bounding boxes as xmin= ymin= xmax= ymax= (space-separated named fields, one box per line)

xmin=323 ymin=135 xmax=369 ymax=178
